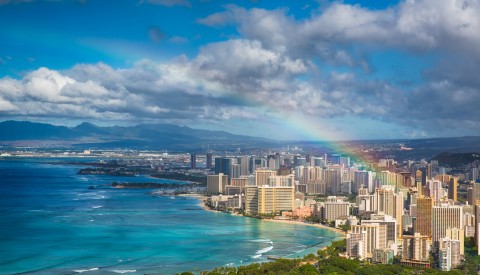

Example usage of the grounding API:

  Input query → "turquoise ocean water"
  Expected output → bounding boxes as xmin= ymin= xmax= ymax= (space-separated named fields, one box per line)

xmin=0 ymin=158 xmax=341 ymax=274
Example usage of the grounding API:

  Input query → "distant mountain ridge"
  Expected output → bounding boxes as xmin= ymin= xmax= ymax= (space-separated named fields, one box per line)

xmin=0 ymin=120 xmax=271 ymax=148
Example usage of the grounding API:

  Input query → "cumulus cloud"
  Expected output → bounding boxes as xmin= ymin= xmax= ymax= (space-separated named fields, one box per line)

xmin=198 ymin=1 xmax=480 ymax=64
xmin=193 ymin=0 xmax=480 ymax=134
xmin=1 ymin=0 xmax=480 ymax=138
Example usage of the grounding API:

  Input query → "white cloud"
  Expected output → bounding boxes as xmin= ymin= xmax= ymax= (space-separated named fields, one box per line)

xmin=2 ymin=1 xmax=480 ymax=137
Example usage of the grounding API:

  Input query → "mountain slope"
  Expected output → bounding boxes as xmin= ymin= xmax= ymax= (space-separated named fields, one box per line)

xmin=0 ymin=120 xmax=270 ymax=148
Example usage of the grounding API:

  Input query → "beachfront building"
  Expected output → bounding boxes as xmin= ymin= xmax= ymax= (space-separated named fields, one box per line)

xmin=225 ymin=177 xmax=247 ymax=195
xmin=207 ymin=173 xmax=228 ymax=195
xmin=323 ymin=200 xmax=350 ymax=223
xmin=244 ymin=185 xmax=295 ymax=214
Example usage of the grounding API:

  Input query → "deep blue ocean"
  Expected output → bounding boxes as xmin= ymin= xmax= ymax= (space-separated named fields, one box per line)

xmin=0 ymin=158 xmax=341 ymax=274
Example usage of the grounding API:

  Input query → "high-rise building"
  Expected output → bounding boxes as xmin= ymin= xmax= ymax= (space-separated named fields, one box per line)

xmin=374 ymin=186 xmax=395 ymax=215
xmin=207 ymin=173 xmax=228 ymax=195
xmin=415 ymin=197 xmax=433 ymax=236
xmin=225 ymin=177 xmax=247 ymax=195
xmin=346 ymin=231 xmax=367 ymax=259
xmin=428 ymin=179 xmax=443 ymax=205
xmin=446 ymin=227 xmax=464 ymax=256
xmin=351 ymin=223 xmax=387 ymax=258
xmin=330 ymin=154 xmax=341 ymax=165
xmin=215 ymin=158 xmax=232 ymax=177
xmin=439 ymin=237 xmax=461 ymax=271
xmin=323 ymin=201 xmax=350 ymax=222
xmin=326 ymin=166 xmax=342 ymax=194
xmin=432 ymin=205 xmax=463 ymax=246
xmin=206 ymin=153 xmax=213 ymax=169
xmin=426 ymin=164 xmax=432 ymax=180
xmin=267 ymin=174 xmax=295 ymax=187
xmin=475 ymin=203 xmax=480 ymax=255
xmin=340 ymin=156 xmax=351 ymax=168
xmin=468 ymin=187 xmax=475 ymax=206
xmin=237 ymin=156 xmax=249 ymax=176
xmin=190 ymin=153 xmax=196 ymax=169
xmin=363 ymin=215 xmax=397 ymax=245
xmin=230 ymin=163 xmax=241 ymax=179
xmin=244 ymin=185 xmax=295 ymax=214
xmin=354 ymin=171 xmax=374 ymax=193
xmin=402 ymin=233 xmax=431 ymax=262
xmin=255 ymin=170 xmax=277 ymax=186
xmin=448 ymin=177 xmax=458 ymax=202
xmin=415 ymin=170 xmax=423 ymax=186
xmin=473 ymin=167 xmax=479 ymax=181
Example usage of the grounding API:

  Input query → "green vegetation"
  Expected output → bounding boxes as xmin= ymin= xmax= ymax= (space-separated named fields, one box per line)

xmin=461 ymin=237 xmax=480 ymax=274
xmin=242 ymin=212 xmax=276 ymax=219
xmin=179 ymin=239 xmax=468 ymax=275
xmin=151 ymin=172 xmax=207 ymax=184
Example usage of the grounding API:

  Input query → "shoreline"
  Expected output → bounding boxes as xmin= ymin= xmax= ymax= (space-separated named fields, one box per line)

xmin=260 ymin=218 xmax=346 ymax=236
xmin=184 ymin=193 xmax=346 ymax=237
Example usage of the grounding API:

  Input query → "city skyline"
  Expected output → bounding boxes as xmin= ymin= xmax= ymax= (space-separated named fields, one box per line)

xmin=1 ymin=0 xmax=480 ymax=141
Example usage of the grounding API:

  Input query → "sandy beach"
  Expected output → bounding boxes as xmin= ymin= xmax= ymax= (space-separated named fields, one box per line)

xmin=261 ymin=218 xmax=346 ymax=236
xmin=181 ymin=193 xmax=346 ymax=236
xmin=176 ymin=193 xmax=217 ymax=213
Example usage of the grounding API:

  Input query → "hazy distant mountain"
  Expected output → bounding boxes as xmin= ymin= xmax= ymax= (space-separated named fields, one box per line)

xmin=0 ymin=120 xmax=272 ymax=149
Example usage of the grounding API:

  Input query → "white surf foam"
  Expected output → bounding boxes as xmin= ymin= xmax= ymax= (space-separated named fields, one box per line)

xmin=111 ymin=270 xmax=136 ymax=274
xmin=251 ymin=254 xmax=262 ymax=259
xmin=92 ymin=205 xmax=103 ymax=209
xmin=73 ymin=267 xmax=99 ymax=273
xmin=250 ymin=239 xmax=272 ymax=243
xmin=256 ymin=245 xmax=273 ymax=254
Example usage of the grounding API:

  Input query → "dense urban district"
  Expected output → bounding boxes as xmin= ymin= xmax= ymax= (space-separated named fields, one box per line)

xmin=2 ymin=142 xmax=480 ymax=274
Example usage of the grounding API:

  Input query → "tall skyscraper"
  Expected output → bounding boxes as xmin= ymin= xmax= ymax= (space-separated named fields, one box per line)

xmin=215 ymin=157 xmax=232 ymax=177
xmin=206 ymin=153 xmax=213 ymax=169
xmin=326 ymin=166 xmax=342 ymax=194
xmin=190 ymin=153 xmax=196 ymax=169
xmin=415 ymin=197 xmax=433 ymax=237
xmin=428 ymin=179 xmax=442 ymax=205
xmin=473 ymin=167 xmax=479 ymax=181
xmin=448 ymin=177 xmax=458 ymax=202
xmin=237 ymin=156 xmax=249 ymax=176
xmin=230 ymin=163 xmax=241 ymax=179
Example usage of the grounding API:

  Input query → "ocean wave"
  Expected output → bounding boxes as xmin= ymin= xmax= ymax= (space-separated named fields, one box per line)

xmin=111 ymin=269 xmax=136 ymax=273
xmin=250 ymin=239 xmax=272 ymax=243
xmin=92 ymin=205 xmax=103 ymax=209
xmin=256 ymin=245 xmax=273 ymax=254
xmin=73 ymin=267 xmax=99 ymax=273
xmin=251 ymin=254 xmax=262 ymax=259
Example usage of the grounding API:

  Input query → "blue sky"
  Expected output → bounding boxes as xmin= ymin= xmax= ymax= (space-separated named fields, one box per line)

xmin=0 ymin=0 xmax=479 ymax=140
